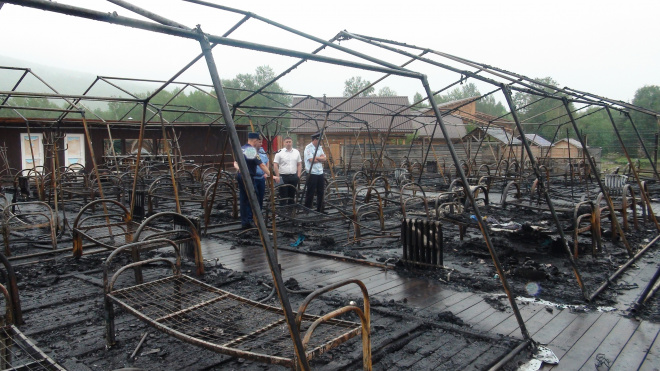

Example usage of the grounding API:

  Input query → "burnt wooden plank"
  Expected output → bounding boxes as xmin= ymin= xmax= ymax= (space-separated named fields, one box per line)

xmin=549 ymin=313 xmax=620 ymax=370
xmin=408 ymin=331 xmax=470 ymax=369
xmin=609 ymin=320 xmax=660 ymax=370
xmin=447 ymin=336 xmax=516 ymax=371
xmin=392 ymin=330 xmax=445 ymax=368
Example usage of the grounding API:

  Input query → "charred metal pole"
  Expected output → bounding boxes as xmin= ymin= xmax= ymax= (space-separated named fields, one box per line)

xmin=4 ymin=0 xmax=421 ymax=79
xmin=424 ymin=78 xmax=531 ymax=341
xmin=127 ymin=103 xmax=148 ymax=218
xmin=158 ymin=110 xmax=181 ymax=214
xmin=23 ymin=121 xmax=43 ymax=200
xmin=567 ymin=129 xmax=574 ymax=199
xmin=630 ymin=261 xmax=660 ymax=313
xmin=196 ymin=28 xmax=310 ymax=370
xmin=562 ymin=98 xmax=633 ymax=256
xmin=501 ymin=86 xmax=590 ymax=300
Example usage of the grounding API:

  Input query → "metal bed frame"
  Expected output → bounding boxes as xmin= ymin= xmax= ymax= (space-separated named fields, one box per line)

xmin=103 ymin=240 xmax=372 ymax=369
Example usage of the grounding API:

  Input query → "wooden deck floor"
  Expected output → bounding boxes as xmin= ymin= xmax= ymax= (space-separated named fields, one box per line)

xmin=201 ymin=239 xmax=660 ymax=370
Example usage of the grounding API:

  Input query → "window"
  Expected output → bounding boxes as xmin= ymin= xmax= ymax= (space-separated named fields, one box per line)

xmin=64 ymin=134 xmax=85 ymax=167
xmin=20 ymin=133 xmax=44 ymax=171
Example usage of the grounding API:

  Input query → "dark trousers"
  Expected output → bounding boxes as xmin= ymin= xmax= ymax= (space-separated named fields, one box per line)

xmin=237 ymin=173 xmax=265 ymax=227
xmin=279 ymin=174 xmax=299 ymax=205
xmin=304 ymin=173 xmax=325 ymax=212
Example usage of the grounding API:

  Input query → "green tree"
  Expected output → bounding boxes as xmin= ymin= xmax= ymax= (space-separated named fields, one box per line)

xmin=574 ymin=107 xmax=618 ymax=154
xmin=630 ymin=85 xmax=660 ymax=152
xmin=476 ymin=94 xmax=506 ymax=117
xmin=511 ymin=77 xmax=574 ymax=139
xmin=377 ymin=86 xmax=397 ymax=97
xmin=434 ymin=83 xmax=480 ymax=104
xmin=412 ymin=92 xmax=429 ymax=109
xmin=343 ymin=76 xmax=375 ymax=97
xmin=0 ymin=96 xmax=63 ymax=119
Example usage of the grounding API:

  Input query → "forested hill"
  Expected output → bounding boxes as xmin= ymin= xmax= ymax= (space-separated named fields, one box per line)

xmin=0 ymin=55 xmax=148 ymax=108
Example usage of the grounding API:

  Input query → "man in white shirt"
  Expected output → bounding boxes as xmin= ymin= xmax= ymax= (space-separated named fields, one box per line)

xmin=273 ymin=136 xmax=302 ymax=205
xmin=303 ymin=132 xmax=326 ymax=212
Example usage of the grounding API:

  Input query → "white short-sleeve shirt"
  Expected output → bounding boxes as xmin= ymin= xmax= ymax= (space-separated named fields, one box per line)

xmin=273 ymin=148 xmax=302 ymax=175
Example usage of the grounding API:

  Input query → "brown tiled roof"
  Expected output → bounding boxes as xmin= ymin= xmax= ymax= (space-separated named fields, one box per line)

xmin=289 ymin=96 xmax=414 ymax=134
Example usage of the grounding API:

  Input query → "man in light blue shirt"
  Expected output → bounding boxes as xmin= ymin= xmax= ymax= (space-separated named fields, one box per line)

xmin=254 ymin=146 xmax=269 ymax=210
xmin=303 ymin=132 xmax=326 ymax=212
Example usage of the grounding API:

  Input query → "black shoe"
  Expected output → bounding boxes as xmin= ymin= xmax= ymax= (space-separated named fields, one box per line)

xmin=241 ymin=224 xmax=253 ymax=230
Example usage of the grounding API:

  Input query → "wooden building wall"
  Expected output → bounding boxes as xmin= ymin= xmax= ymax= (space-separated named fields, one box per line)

xmin=0 ymin=121 xmax=244 ymax=172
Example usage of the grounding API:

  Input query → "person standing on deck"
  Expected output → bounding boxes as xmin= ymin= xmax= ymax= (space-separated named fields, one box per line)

xmin=273 ymin=136 xmax=302 ymax=205
xmin=303 ymin=132 xmax=326 ymax=212
xmin=254 ymin=144 xmax=270 ymax=210
xmin=234 ymin=132 xmax=279 ymax=229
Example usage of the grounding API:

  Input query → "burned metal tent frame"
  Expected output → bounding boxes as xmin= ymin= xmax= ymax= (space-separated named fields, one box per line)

xmin=336 ymin=31 xmax=660 ymax=296
xmin=3 ymin=0 xmax=660 ymax=366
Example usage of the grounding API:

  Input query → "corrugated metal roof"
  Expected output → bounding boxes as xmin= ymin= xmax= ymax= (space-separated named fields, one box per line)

xmin=411 ymin=114 xmax=466 ymax=140
xmin=289 ymin=96 xmax=414 ymax=134
xmin=523 ymin=134 xmax=552 ymax=147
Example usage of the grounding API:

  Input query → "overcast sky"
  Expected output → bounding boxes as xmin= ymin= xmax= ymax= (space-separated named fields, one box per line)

xmin=1 ymin=0 xmax=658 ymax=104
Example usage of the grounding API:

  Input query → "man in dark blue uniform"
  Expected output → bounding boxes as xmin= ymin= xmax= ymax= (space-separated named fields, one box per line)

xmin=234 ymin=132 xmax=279 ymax=229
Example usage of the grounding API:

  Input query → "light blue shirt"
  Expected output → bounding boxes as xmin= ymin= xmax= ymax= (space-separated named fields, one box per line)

xmin=255 ymin=148 xmax=269 ymax=177
xmin=304 ymin=142 xmax=325 ymax=175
